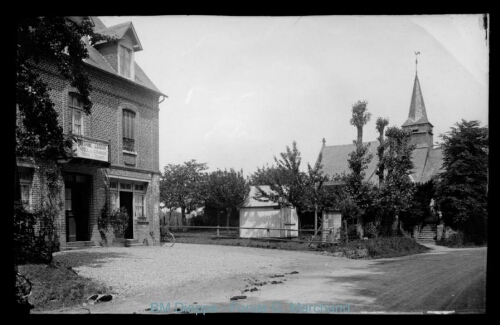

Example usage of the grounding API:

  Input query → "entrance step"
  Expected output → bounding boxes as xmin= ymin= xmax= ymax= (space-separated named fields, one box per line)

xmin=61 ymin=241 xmax=98 ymax=251
xmin=125 ymin=239 xmax=143 ymax=247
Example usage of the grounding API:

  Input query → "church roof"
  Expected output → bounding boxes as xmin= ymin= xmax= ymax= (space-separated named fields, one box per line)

xmin=318 ymin=142 xmax=443 ymax=185
xmin=318 ymin=141 xmax=380 ymax=183
xmin=402 ymin=74 xmax=432 ymax=127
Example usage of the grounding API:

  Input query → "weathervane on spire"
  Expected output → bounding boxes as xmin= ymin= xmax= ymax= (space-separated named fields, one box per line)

xmin=415 ymin=51 xmax=420 ymax=74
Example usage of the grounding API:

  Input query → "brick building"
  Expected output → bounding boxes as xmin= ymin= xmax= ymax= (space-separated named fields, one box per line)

xmin=17 ymin=17 xmax=166 ymax=248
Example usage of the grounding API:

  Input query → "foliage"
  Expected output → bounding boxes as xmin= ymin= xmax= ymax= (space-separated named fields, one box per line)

xmin=16 ymin=17 xmax=109 ymax=160
xmin=15 ymin=16 xmax=109 ymax=313
xmin=375 ymin=126 xmax=416 ymax=235
xmin=400 ymin=180 xmax=435 ymax=232
xmin=436 ymin=231 xmax=466 ymax=248
xmin=202 ymin=169 xmax=250 ymax=229
xmin=98 ymin=206 xmax=129 ymax=239
xmin=350 ymin=100 xmax=372 ymax=145
xmin=159 ymin=160 xmax=208 ymax=225
xmin=434 ymin=120 xmax=488 ymax=244
xmin=375 ymin=117 xmax=389 ymax=185
xmin=250 ymin=141 xmax=329 ymax=229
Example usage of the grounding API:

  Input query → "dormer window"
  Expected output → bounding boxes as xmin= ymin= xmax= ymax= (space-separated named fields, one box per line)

xmin=118 ymin=45 xmax=133 ymax=79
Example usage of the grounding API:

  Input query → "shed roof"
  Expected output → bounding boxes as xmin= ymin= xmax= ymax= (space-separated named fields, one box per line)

xmin=240 ymin=185 xmax=280 ymax=208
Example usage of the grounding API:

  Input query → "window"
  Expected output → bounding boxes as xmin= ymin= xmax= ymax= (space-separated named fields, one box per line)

xmin=120 ymin=182 xmax=132 ymax=190
xmin=69 ymin=93 xmax=84 ymax=135
xmin=110 ymin=192 xmax=118 ymax=212
xmin=119 ymin=45 xmax=132 ymax=78
xmin=134 ymin=194 xmax=145 ymax=218
xmin=21 ymin=184 xmax=30 ymax=207
xmin=19 ymin=169 xmax=32 ymax=208
xmin=122 ymin=110 xmax=135 ymax=151
xmin=65 ymin=188 xmax=72 ymax=211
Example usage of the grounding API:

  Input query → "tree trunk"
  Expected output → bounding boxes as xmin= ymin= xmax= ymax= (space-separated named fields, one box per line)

xmin=226 ymin=208 xmax=231 ymax=235
xmin=356 ymin=218 xmax=364 ymax=239
xmin=181 ymin=206 xmax=186 ymax=231
xmin=357 ymin=126 xmax=363 ymax=148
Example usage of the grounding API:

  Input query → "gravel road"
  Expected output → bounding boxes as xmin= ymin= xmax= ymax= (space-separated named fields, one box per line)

xmin=49 ymin=243 xmax=486 ymax=314
xmin=54 ymin=244 xmax=309 ymax=296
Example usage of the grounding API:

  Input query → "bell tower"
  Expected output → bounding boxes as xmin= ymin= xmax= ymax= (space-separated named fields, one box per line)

xmin=402 ymin=52 xmax=434 ymax=148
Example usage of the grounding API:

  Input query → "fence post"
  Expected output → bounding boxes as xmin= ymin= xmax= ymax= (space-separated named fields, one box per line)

xmin=217 ymin=225 xmax=220 ymax=238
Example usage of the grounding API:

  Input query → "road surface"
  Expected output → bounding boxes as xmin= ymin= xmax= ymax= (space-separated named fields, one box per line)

xmin=42 ymin=242 xmax=486 ymax=314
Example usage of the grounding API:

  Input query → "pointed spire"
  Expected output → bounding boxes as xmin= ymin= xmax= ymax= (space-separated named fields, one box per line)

xmin=402 ymin=54 xmax=430 ymax=127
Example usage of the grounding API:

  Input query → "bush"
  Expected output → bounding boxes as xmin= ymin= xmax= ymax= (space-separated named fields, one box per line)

xmin=436 ymin=230 xmax=485 ymax=248
xmin=98 ymin=205 xmax=129 ymax=238
xmin=14 ymin=203 xmax=60 ymax=265
xmin=333 ymin=236 xmax=429 ymax=258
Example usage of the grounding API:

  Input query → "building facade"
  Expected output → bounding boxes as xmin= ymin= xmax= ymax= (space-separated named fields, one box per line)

xmin=17 ymin=17 xmax=166 ymax=248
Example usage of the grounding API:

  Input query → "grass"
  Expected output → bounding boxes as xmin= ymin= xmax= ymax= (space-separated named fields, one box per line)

xmin=17 ymin=260 xmax=113 ymax=312
xmin=170 ymin=230 xmax=430 ymax=259
xmin=436 ymin=232 xmax=487 ymax=248
xmin=330 ymin=236 xmax=430 ymax=258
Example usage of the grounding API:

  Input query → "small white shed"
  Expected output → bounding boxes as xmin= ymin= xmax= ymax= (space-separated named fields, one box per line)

xmin=239 ymin=186 xmax=299 ymax=238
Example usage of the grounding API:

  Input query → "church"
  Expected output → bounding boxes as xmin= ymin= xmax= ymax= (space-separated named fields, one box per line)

xmin=317 ymin=65 xmax=444 ymax=242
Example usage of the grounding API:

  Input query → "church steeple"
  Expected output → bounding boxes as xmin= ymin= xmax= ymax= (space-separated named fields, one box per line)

xmin=402 ymin=53 xmax=434 ymax=148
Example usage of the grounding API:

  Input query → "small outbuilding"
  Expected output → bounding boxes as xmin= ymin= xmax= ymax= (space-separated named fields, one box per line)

xmin=239 ymin=185 xmax=298 ymax=238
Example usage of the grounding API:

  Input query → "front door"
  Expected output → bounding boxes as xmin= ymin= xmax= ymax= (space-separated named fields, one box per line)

xmin=65 ymin=173 xmax=91 ymax=242
xmin=120 ymin=191 xmax=134 ymax=239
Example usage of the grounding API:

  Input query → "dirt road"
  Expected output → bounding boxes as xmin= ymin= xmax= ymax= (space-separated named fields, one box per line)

xmin=43 ymin=243 xmax=486 ymax=314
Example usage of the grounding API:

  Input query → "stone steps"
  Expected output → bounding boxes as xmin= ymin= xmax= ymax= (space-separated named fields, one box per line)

xmin=417 ymin=224 xmax=437 ymax=242
xmin=61 ymin=241 xmax=98 ymax=251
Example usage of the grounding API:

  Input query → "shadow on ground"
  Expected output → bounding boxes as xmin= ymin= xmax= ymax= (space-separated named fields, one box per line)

xmin=54 ymin=251 xmax=132 ymax=268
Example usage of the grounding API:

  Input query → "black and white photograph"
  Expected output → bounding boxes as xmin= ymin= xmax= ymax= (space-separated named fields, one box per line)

xmin=14 ymin=14 xmax=489 ymax=315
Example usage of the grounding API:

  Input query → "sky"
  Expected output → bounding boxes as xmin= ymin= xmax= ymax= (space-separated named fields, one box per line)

xmin=100 ymin=15 xmax=489 ymax=177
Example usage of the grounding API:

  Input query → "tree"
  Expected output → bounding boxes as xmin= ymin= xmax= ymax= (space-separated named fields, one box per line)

xmin=346 ymin=100 xmax=373 ymax=238
xmin=15 ymin=16 xmax=108 ymax=314
xmin=375 ymin=117 xmax=390 ymax=185
xmin=251 ymin=141 xmax=327 ymax=231
xmin=376 ymin=126 xmax=416 ymax=235
xmin=202 ymin=169 xmax=250 ymax=233
xmin=434 ymin=120 xmax=488 ymax=244
xmin=16 ymin=17 xmax=109 ymax=189
xmin=159 ymin=160 xmax=208 ymax=226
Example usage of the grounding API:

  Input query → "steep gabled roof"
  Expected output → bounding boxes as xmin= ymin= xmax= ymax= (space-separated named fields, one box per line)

xmin=318 ymin=141 xmax=380 ymax=183
xmin=402 ymin=74 xmax=432 ymax=127
xmin=95 ymin=21 xmax=143 ymax=52
xmin=318 ymin=140 xmax=443 ymax=185
xmin=82 ymin=16 xmax=165 ymax=97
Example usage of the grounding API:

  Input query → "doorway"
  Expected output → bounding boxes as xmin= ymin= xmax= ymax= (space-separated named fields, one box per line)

xmin=64 ymin=173 xmax=91 ymax=242
xmin=120 ymin=191 xmax=134 ymax=239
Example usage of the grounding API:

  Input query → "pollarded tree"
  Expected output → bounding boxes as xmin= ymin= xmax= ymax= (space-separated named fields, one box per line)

xmin=434 ymin=120 xmax=488 ymax=244
xmin=346 ymin=100 xmax=373 ymax=238
xmin=202 ymin=169 xmax=250 ymax=232
xmin=376 ymin=126 xmax=416 ymax=235
xmin=375 ymin=117 xmax=390 ymax=185
xmin=159 ymin=160 xmax=208 ymax=226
